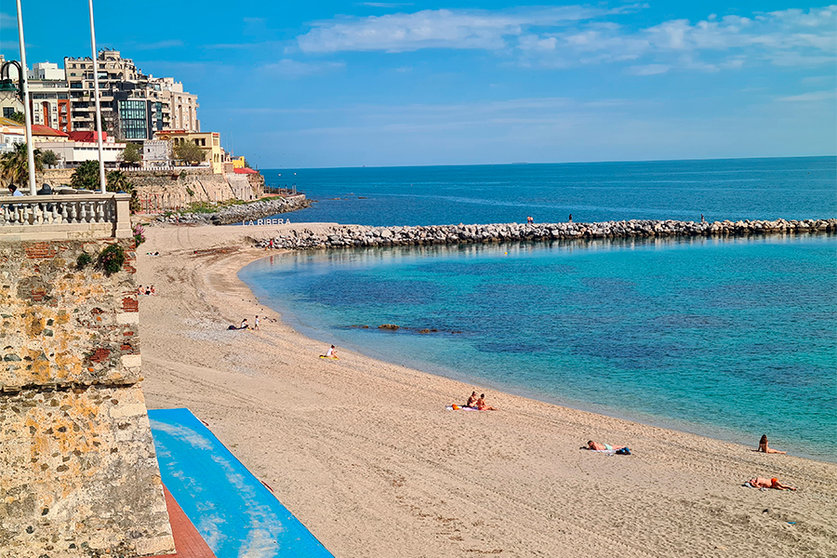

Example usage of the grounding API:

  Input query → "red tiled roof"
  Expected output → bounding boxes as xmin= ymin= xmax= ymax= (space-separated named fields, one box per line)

xmin=233 ymin=167 xmax=258 ymax=174
xmin=68 ymin=130 xmax=107 ymax=142
xmin=32 ymin=124 xmax=69 ymax=137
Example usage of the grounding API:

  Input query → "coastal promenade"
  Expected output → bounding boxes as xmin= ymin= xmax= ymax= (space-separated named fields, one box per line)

xmin=137 ymin=222 xmax=837 ymax=558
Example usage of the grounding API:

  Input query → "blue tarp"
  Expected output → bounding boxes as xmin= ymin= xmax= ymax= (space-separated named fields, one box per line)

xmin=149 ymin=408 xmax=333 ymax=558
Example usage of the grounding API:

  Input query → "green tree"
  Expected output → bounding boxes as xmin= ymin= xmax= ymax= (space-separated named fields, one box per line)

xmin=41 ymin=150 xmax=59 ymax=167
xmin=173 ymin=140 xmax=206 ymax=165
xmin=70 ymin=160 xmax=101 ymax=190
xmin=119 ymin=142 xmax=142 ymax=165
xmin=70 ymin=162 xmax=140 ymax=213
xmin=9 ymin=111 xmax=25 ymax=124
xmin=0 ymin=142 xmax=43 ymax=185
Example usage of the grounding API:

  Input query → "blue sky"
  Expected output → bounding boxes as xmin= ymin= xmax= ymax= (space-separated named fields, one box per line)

xmin=2 ymin=2 xmax=835 ymax=167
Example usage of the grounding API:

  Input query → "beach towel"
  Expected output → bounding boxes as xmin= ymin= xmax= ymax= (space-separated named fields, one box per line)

xmin=319 ymin=355 xmax=339 ymax=360
xmin=446 ymin=404 xmax=479 ymax=411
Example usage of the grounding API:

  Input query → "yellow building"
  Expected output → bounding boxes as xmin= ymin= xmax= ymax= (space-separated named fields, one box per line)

xmin=231 ymin=156 xmax=246 ymax=169
xmin=154 ymin=130 xmax=223 ymax=174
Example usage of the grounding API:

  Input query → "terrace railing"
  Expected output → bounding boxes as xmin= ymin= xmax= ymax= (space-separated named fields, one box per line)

xmin=0 ymin=193 xmax=132 ymax=240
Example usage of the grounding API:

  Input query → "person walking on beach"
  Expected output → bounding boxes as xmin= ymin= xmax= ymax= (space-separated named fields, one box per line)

xmin=254 ymin=315 xmax=261 ymax=330
xmin=757 ymin=435 xmax=787 ymax=454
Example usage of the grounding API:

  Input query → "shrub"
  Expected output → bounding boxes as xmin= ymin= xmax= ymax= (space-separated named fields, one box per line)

xmin=133 ymin=224 xmax=146 ymax=247
xmin=96 ymin=244 xmax=125 ymax=276
xmin=76 ymin=252 xmax=93 ymax=269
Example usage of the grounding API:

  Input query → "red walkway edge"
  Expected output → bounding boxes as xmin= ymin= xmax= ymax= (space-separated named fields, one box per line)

xmin=150 ymin=485 xmax=216 ymax=558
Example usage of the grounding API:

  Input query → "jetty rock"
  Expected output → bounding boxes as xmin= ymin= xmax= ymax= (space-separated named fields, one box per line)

xmin=252 ymin=218 xmax=837 ymax=251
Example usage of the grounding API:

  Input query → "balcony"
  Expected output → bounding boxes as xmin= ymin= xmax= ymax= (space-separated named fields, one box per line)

xmin=0 ymin=193 xmax=132 ymax=241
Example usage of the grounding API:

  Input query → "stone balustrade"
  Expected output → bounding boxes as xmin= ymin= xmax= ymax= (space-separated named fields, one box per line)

xmin=0 ymin=192 xmax=132 ymax=241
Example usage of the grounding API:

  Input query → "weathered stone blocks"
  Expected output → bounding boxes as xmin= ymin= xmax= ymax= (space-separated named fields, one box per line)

xmin=0 ymin=238 xmax=174 ymax=557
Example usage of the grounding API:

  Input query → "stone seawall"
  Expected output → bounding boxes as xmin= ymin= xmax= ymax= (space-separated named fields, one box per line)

xmin=0 ymin=239 xmax=174 ymax=557
xmin=156 ymin=194 xmax=311 ymax=225
xmin=130 ymin=169 xmax=264 ymax=211
xmin=252 ymin=218 xmax=837 ymax=250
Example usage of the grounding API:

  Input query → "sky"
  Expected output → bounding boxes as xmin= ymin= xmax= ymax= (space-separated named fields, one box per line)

xmin=1 ymin=1 xmax=835 ymax=168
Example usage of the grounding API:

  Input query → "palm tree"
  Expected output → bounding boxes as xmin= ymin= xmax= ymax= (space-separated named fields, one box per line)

xmin=0 ymin=142 xmax=43 ymax=186
xmin=105 ymin=170 xmax=131 ymax=193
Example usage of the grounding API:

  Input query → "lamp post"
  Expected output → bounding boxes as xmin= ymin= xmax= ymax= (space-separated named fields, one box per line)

xmin=87 ymin=0 xmax=107 ymax=194
xmin=15 ymin=0 xmax=37 ymax=195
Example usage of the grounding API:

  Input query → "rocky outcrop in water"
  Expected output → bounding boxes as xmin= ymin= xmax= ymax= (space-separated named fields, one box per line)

xmin=156 ymin=194 xmax=311 ymax=225
xmin=252 ymin=218 xmax=837 ymax=250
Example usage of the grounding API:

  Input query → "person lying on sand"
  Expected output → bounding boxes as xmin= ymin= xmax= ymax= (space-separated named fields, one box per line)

xmin=583 ymin=441 xmax=626 ymax=451
xmin=465 ymin=391 xmax=478 ymax=408
xmin=744 ymin=477 xmax=796 ymax=491
xmin=757 ymin=434 xmax=787 ymax=454
xmin=475 ymin=394 xmax=496 ymax=411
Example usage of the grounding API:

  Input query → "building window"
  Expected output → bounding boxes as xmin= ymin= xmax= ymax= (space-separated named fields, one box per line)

xmin=119 ymin=99 xmax=148 ymax=140
xmin=3 ymin=107 xmax=15 ymax=118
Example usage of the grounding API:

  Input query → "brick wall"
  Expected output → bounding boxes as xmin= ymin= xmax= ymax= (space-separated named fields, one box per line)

xmin=0 ymin=239 xmax=175 ymax=557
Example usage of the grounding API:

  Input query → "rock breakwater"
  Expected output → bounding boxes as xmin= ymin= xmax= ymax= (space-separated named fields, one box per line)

xmin=157 ymin=194 xmax=311 ymax=225
xmin=253 ymin=218 xmax=837 ymax=250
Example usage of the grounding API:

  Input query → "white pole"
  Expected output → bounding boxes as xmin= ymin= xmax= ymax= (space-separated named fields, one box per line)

xmin=15 ymin=0 xmax=37 ymax=195
xmin=88 ymin=0 xmax=107 ymax=194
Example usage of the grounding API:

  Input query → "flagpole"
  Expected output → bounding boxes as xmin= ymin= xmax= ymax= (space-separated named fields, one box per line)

xmin=15 ymin=0 xmax=37 ymax=195
xmin=87 ymin=0 xmax=106 ymax=194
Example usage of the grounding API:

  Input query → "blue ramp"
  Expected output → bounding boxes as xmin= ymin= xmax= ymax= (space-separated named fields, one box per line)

xmin=149 ymin=408 xmax=333 ymax=558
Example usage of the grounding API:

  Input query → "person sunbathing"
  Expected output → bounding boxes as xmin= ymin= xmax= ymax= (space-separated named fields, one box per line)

xmin=745 ymin=477 xmax=796 ymax=491
xmin=757 ymin=435 xmax=787 ymax=454
xmin=465 ymin=391 xmax=478 ymax=408
xmin=475 ymin=394 xmax=496 ymax=411
xmin=583 ymin=440 xmax=626 ymax=451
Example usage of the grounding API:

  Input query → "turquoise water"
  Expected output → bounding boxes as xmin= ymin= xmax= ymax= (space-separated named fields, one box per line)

xmin=243 ymin=157 xmax=836 ymax=460
xmin=241 ymin=234 xmax=837 ymax=461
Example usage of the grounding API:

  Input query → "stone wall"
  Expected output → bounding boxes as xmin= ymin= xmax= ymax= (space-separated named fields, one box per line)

xmin=155 ymin=194 xmax=311 ymax=225
xmin=127 ymin=170 xmax=264 ymax=212
xmin=0 ymin=239 xmax=175 ymax=557
xmin=252 ymin=218 xmax=837 ymax=250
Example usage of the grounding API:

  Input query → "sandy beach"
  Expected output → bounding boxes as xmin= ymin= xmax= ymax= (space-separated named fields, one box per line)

xmin=137 ymin=223 xmax=837 ymax=558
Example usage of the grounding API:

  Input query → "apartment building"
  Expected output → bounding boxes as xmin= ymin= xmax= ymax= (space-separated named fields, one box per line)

xmin=28 ymin=62 xmax=71 ymax=132
xmin=155 ymin=130 xmax=224 ymax=174
xmin=63 ymin=50 xmax=199 ymax=140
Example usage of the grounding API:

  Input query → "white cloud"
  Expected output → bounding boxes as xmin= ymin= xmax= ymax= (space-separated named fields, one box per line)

xmin=0 ymin=12 xmax=14 ymax=29
xmin=295 ymin=4 xmax=837 ymax=75
xmin=260 ymin=59 xmax=345 ymax=78
xmin=297 ymin=6 xmax=630 ymax=53
xmin=777 ymin=91 xmax=835 ymax=102
xmin=627 ymin=64 xmax=670 ymax=75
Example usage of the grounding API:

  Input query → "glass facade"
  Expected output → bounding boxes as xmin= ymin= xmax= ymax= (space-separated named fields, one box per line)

xmin=119 ymin=99 xmax=148 ymax=139
xmin=154 ymin=102 xmax=163 ymax=131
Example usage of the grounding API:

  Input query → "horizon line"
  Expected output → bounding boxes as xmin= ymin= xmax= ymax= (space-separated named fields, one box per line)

xmin=258 ymin=153 xmax=836 ymax=171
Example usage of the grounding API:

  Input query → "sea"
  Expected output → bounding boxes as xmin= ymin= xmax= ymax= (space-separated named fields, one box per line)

xmin=239 ymin=156 xmax=837 ymax=461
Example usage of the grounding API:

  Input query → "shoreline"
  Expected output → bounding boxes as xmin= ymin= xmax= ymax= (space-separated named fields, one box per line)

xmin=137 ymin=223 xmax=837 ymax=557
xmin=240 ymin=268 xmax=834 ymax=465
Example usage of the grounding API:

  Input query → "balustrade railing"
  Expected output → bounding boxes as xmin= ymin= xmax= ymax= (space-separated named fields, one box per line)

xmin=0 ymin=193 xmax=132 ymax=239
